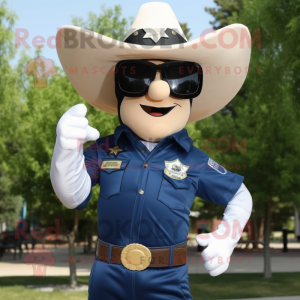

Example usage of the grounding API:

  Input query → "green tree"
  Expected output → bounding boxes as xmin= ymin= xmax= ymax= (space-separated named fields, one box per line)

xmin=205 ymin=0 xmax=243 ymax=29
xmin=0 ymin=170 xmax=23 ymax=227
xmin=72 ymin=4 xmax=130 ymax=256
xmin=10 ymin=5 xmax=130 ymax=287
xmin=179 ymin=22 xmax=192 ymax=40
xmin=0 ymin=1 xmax=23 ymax=229
xmin=72 ymin=4 xmax=131 ymax=39
xmin=204 ymin=0 xmax=300 ymax=279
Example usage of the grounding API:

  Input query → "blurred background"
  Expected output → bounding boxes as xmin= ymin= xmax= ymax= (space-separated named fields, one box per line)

xmin=0 ymin=0 xmax=300 ymax=299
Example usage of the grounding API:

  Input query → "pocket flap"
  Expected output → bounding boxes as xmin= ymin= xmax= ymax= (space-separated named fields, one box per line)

xmin=163 ymin=173 xmax=191 ymax=189
xmin=100 ymin=159 xmax=129 ymax=174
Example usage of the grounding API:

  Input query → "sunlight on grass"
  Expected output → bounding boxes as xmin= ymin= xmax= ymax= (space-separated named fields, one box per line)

xmin=0 ymin=273 xmax=300 ymax=300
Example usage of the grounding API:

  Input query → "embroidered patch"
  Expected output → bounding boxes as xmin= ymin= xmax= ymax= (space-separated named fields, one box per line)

xmin=208 ymin=158 xmax=227 ymax=175
xmin=164 ymin=159 xmax=189 ymax=180
xmin=101 ymin=160 xmax=122 ymax=169
xmin=107 ymin=145 xmax=127 ymax=158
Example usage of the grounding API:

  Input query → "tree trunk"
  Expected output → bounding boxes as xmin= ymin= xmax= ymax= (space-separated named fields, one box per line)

xmin=259 ymin=218 xmax=264 ymax=241
xmin=264 ymin=202 xmax=272 ymax=278
xmin=253 ymin=219 xmax=259 ymax=249
xmin=67 ymin=210 xmax=79 ymax=288
xmin=87 ymin=217 xmax=93 ymax=255
xmin=253 ymin=218 xmax=264 ymax=249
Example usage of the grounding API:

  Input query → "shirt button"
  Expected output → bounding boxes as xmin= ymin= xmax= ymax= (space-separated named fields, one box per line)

xmin=143 ymin=163 xmax=148 ymax=168
xmin=139 ymin=189 xmax=144 ymax=195
xmin=141 ymin=148 xmax=146 ymax=153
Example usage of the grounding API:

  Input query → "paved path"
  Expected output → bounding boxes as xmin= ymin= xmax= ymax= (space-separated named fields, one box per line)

xmin=0 ymin=244 xmax=299 ymax=276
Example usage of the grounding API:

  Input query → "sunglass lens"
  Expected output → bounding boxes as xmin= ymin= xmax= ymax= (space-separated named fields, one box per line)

xmin=165 ymin=64 xmax=200 ymax=96
xmin=118 ymin=62 xmax=152 ymax=94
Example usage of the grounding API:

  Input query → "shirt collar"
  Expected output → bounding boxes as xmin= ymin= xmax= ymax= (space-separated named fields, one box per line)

xmin=114 ymin=123 xmax=193 ymax=152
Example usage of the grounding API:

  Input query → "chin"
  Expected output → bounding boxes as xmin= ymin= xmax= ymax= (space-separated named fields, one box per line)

xmin=131 ymin=123 xmax=184 ymax=142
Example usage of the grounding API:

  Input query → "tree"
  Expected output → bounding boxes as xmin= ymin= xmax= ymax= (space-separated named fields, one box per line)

xmin=72 ymin=4 xmax=130 ymax=256
xmin=205 ymin=0 xmax=243 ymax=29
xmin=204 ymin=0 xmax=300 ymax=279
xmin=0 ymin=1 xmax=23 ymax=229
xmin=179 ymin=22 xmax=192 ymax=40
xmin=72 ymin=4 xmax=130 ymax=39
xmin=9 ymin=5 xmax=130 ymax=287
xmin=0 ymin=170 xmax=23 ymax=227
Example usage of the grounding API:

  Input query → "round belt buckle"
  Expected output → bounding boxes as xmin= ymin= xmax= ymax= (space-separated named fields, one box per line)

xmin=121 ymin=243 xmax=151 ymax=271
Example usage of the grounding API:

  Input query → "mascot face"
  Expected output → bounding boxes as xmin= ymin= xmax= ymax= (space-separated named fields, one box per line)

xmin=120 ymin=60 xmax=191 ymax=142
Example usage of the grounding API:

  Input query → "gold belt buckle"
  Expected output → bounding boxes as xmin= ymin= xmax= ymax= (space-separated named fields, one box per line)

xmin=121 ymin=243 xmax=151 ymax=271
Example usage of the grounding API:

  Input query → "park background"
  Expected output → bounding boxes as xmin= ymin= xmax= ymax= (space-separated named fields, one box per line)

xmin=0 ymin=0 xmax=300 ymax=299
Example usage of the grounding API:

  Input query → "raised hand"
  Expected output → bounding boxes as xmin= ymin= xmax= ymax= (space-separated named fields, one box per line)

xmin=56 ymin=104 xmax=100 ymax=150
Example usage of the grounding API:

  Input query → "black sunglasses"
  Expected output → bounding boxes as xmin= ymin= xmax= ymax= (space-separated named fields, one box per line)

xmin=115 ymin=60 xmax=203 ymax=99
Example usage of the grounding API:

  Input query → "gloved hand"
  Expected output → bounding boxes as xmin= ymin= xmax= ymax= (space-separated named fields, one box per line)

xmin=196 ymin=225 xmax=236 ymax=276
xmin=50 ymin=103 xmax=100 ymax=209
xmin=56 ymin=103 xmax=99 ymax=150
xmin=196 ymin=184 xmax=252 ymax=276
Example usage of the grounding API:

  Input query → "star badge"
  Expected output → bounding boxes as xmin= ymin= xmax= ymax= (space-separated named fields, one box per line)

xmin=143 ymin=28 xmax=169 ymax=43
xmin=107 ymin=145 xmax=127 ymax=158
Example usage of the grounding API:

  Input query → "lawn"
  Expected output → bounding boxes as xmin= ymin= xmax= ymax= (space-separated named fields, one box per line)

xmin=0 ymin=273 xmax=300 ymax=299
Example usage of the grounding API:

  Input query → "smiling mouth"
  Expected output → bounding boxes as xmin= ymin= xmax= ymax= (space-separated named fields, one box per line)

xmin=140 ymin=105 xmax=176 ymax=117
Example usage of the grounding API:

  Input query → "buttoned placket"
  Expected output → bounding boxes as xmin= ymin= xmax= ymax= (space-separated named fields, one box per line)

xmin=126 ymin=134 xmax=170 ymax=244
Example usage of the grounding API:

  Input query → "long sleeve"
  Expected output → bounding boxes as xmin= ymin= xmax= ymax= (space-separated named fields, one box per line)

xmin=213 ymin=183 xmax=252 ymax=245
xmin=196 ymin=182 xmax=252 ymax=276
xmin=50 ymin=138 xmax=91 ymax=209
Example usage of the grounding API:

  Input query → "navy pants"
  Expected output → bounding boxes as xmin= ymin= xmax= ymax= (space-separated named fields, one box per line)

xmin=88 ymin=258 xmax=192 ymax=300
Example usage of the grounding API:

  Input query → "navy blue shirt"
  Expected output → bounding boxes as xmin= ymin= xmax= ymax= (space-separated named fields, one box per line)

xmin=76 ymin=124 xmax=243 ymax=247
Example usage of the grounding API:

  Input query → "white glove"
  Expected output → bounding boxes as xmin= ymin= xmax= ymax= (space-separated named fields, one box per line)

xmin=56 ymin=103 xmax=99 ymax=150
xmin=196 ymin=183 xmax=252 ymax=276
xmin=50 ymin=104 xmax=100 ymax=209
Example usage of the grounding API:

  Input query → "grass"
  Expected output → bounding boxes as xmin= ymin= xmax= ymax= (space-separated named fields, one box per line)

xmin=0 ymin=273 xmax=300 ymax=299
xmin=189 ymin=272 xmax=300 ymax=299
xmin=0 ymin=276 xmax=88 ymax=300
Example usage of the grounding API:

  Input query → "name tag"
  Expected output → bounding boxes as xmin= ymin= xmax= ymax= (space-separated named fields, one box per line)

xmin=101 ymin=160 xmax=122 ymax=169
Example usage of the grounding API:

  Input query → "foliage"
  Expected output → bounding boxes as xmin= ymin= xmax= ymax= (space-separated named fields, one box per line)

xmin=0 ymin=170 xmax=22 ymax=225
xmin=72 ymin=4 xmax=131 ymax=40
xmin=0 ymin=1 xmax=23 ymax=225
xmin=201 ymin=0 xmax=300 ymax=221
xmin=203 ymin=0 xmax=300 ymax=278
xmin=205 ymin=0 xmax=243 ymax=29
xmin=179 ymin=22 xmax=192 ymax=40
xmin=2 ymin=5 xmax=130 ymax=233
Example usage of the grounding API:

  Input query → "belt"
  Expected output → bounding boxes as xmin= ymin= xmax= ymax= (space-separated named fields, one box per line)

xmin=96 ymin=240 xmax=187 ymax=270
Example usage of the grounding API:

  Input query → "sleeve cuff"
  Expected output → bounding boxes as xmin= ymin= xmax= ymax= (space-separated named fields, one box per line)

xmin=222 ymin=174 xmax=244 ymax=206
xmin=74 ymin=186 xmax=93 ymax=210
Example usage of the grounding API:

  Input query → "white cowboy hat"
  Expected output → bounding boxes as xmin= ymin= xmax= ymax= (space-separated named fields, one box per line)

xmin=56 ymin=2 xmax=251 ymax=123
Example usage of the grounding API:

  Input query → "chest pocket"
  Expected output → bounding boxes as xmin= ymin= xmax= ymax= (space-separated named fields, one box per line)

xmin=99 ymin=159 xmax=129 ymax=199
xmin=157 ymin=173 xmax=191 ymax=210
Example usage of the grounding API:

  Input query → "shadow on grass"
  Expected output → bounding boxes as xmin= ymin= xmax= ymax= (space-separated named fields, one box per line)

xmin=189 ymin=273 xmax=300 ymax=300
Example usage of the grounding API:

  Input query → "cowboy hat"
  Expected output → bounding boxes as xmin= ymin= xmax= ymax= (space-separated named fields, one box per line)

xmin=56 ymin=2 xmax=251 ymax=123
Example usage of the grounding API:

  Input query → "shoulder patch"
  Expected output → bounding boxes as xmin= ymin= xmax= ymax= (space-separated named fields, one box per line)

xmin=208 ymin=158 xmax=227 ymax=175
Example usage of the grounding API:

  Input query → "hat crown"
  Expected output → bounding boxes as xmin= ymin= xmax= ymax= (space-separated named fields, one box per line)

xmin=124 ymin=2 xmax=187 ymax=42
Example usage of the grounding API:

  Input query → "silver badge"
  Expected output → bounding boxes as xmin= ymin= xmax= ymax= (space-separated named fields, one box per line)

xmin=164 ymin=159 xmax=189 ymax=180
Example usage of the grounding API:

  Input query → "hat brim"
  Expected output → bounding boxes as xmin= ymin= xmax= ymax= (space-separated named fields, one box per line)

xmin=56 ymin=24 xmax=251 ymax=123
